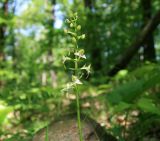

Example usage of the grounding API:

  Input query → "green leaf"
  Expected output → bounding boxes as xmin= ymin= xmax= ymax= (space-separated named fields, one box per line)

xmin=115 ymin=70 xmax=128 ymax=80
xmin=0 ymin=105 xmax=13 ymax=125
xmin=0 ymin=18 xmax=6 ymax=24
xmin=106 ymin=72 xmax=160 ymax=105
xmin=114 ymin=102 xmax=131 ymax=112
xmin=137 ymin=98 xmax=160 ymax=115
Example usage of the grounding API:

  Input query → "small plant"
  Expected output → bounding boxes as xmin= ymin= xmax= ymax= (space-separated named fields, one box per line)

xmin=62 ymin=13 xmax=91 ymax=141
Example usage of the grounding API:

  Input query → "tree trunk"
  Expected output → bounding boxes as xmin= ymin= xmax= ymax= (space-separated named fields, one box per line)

xmin=0 ymin=0 xmax=8 ymax=61
xmin=0 ymin=0 xmax=8 ymax=88
xmin=84 ymin=0 xmax=93 ymax=9
xmin=141 ymin=0 xmax=156 ymax=62
xmin=42 ymin=0 xmax=57 ymax=87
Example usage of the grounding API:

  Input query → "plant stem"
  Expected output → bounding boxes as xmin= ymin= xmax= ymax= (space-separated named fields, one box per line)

xmin=45 ymin=125 xmax=49 ymax=141
xmin=75 ymin=46 xmax=83 ymax=141
xmin=123 ymin=110 xmax=129 ymax=139
xmin=75 ymin=85 xmax=83 ymax=141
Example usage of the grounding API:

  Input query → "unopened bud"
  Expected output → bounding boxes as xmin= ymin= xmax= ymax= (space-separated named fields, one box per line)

xmin=72 ymin=37 xmax=77 ymax=43
xmin=77 ymin=25 xmax=81 ymax=30
xmin=74 ymin=12 xmax=78 ymax=17
xmin=81 ymin=34 xmax=85 ymax=39
xmin=70 ymin=23 xmax=74 ymax=27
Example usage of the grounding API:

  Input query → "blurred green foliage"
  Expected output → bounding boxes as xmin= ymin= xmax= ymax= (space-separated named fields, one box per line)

xmin=0 ymin=0 xmax=160 ymax=140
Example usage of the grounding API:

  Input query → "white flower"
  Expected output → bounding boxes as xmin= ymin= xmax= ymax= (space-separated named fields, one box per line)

xmin=74 ymin=49 xmax=86 ymax=59
xmin=62 ymin=56 xmax=71 ymax=64
xmin=62 ymin=82 xmax=74 ymax=92
xmin=72 ymin=75 xmax=83 ymax=85
xmin=81 ymin=64 xmax=91 ymax=75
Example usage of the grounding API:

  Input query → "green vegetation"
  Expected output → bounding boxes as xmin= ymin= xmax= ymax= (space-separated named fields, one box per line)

xmin=0 ymin=0 xmax=160 ymax=141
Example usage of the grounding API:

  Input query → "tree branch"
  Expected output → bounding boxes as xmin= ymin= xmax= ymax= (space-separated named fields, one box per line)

xmin=108 ymin=10 xmax=160 ymax=76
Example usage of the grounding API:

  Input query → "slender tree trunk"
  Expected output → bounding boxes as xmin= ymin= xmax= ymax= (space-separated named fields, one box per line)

xmin=141 ymin=0 xmax=156 ymax=61
xmin=12 ymin=1 xmax=16 ymax=60
xmin=84 ymin=0 xmax=93 ymax=9
xmin=49 ymin=0 xmax=57 ymax=87
xmin=42 ymin=0 xmax=57 ymax=87
xmin=0 ymin=0 xmax=8 ymax=88
xmin=0 ymin=0 xmax=8 ymax=61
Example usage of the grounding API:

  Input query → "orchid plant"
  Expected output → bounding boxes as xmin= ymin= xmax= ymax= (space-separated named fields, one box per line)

xmin=62 ymin=13 xmax=91 ymax=141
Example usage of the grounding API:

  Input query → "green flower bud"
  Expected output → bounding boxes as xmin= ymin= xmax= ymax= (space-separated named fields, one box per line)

xmin=77 ymin=36 xmax=81 ymax=40
xmin=74 ymin=12 xmax=78 ymax=17
xmin=81 ymin=34 xmax=85 ymax=39
xmin=70 ymin=23 xmax=74 ymax=27
xmin=72 ymin=37 xmax=77 ymax=43
xmin=77 ymin=25 xmax=81 ymax=30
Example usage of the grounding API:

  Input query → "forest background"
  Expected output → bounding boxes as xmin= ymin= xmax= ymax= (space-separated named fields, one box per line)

xmin=0 ymin=0 xmax=160 ymax=140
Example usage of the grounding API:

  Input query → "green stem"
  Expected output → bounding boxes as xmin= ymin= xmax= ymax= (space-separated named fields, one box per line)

xmin=75 ymin=85 xmax=83 ymax=141
xmin=123 ymin=110 xmax=129 ymax=139
xmin=45 ymin=125 xmax=49 ymax=141
xmin=75 ymin=46 xmax=83 ymax=141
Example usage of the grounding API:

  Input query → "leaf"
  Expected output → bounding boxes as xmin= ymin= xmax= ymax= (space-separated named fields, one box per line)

xmin=115 ymin=70 xmax=128 ymax=80
xmin=114 ymin=102 xmax=131 ymax=112
xmin=137 ymin=98 xmax=160 ymax=115
xmin=106 ymin=72 xmax=160 ymax=105
xmin=0 ymin=18 xmax=6 ymax=24
xmin=0 ymin=105 xmax=13 ymax=125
